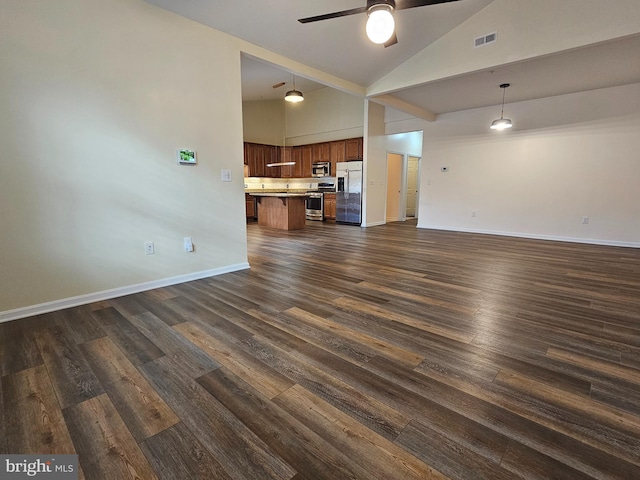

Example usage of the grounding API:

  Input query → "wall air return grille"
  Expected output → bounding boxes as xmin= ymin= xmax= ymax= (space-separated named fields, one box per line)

xmin=474 ymin=31 xmax=497 ymax=48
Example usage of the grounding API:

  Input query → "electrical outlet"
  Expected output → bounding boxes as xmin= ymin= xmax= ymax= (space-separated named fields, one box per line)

xmin=472 ymin=211 xmax=477 ymax=218
xmin=144 ymin=242 xmax=155 ymax=255
xmin=582 ymin=216 xmax=589 ymax=225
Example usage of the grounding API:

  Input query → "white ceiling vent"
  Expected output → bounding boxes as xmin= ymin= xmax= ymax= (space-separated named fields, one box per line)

xmin=474 ymin=31 xmax=497 ymax=48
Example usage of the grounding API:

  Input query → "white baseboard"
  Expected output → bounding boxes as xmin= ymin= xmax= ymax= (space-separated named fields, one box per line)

xmin=363 ymin=220 xmax=386 ymax=227
xmin=418 ymin=225 xmax=640 ymax=248
xmin=0 ymin=262 xmax=250 ymax=324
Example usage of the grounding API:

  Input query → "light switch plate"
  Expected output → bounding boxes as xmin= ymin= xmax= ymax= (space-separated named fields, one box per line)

xmin=221 ymin=169 xmax=232 ymax=182
xmin=184 ymin=237 xmax=194 ymax=252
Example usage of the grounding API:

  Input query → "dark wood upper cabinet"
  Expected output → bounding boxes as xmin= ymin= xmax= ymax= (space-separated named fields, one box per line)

xmin=292 ymin=147 xmax=303 ymax=178
xmin=345 ymin=137 xmax=363 ymax=160
xmin=279 ymin=146 xmax=293 ymax=178
xmin=246 ymin=143 xmax=265 ymax=177
xmin=330 ymin=140 xmax=346 ymax=175
xmin=301 ymin=145 xmax=313 ymax=178
xmin=244 ymin=137 xmax=362 ymax=177
xmin=264 ymin=145 xmax=279 ymax=178
xmin=311 ymin=142 xmax=330 ymax=163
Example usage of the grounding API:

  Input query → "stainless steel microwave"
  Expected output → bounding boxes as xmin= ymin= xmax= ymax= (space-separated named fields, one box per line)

xmin=312 ymin=162 xmax=330 ymax=177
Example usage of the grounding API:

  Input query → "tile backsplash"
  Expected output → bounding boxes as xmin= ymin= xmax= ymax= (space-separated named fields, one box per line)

xmin=244 ymin=177 xmax=331 ymax=191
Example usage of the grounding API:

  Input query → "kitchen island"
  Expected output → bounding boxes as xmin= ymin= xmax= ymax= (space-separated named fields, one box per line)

xmin=249 ymin=192 xmax=309 ymax=231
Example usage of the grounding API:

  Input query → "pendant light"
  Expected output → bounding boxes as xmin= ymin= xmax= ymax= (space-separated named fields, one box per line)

xmin=366 ymin=2 xmax=395 ymax=44
xmin=490 ymin=83 xmax=513 ymax=131
xmin=285 ymin=75 xmax=304 ymax=103
xmin=267 ymin=81 xmax=295 ymax=167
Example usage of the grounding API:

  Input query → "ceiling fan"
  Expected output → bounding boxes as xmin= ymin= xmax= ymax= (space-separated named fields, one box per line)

xmin=298 ymin=0 xmax=463 ymax=47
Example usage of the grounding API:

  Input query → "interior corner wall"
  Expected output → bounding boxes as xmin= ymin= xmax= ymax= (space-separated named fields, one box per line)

xmin=362 ymin=100 xmax=387 ymax=227
xmin=0 ymin=0 xmax=249 ymax=318
xmin=242 ymin=100 xmax=285 ymax=145
xmin=284 ymin=87 xmax=365 ymax=145
xmin=386 ymin=83 xmax=640 ymax=247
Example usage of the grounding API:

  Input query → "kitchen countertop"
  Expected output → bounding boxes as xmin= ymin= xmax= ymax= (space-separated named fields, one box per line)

xmin=248 ymin=192 xmax=310 ymax=197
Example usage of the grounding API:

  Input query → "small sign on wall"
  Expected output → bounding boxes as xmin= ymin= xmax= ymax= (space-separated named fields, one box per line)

xmin=177 ymin=149 xmax=197 ymax=165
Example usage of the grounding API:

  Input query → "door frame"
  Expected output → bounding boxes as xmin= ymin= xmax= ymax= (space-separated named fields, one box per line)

xmin=406 ymin=155 xmax=421 ymax=220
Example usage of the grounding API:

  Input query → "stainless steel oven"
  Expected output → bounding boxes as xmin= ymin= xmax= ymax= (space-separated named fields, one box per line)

xmin=305 ymin=193 xmax=324 ymax=221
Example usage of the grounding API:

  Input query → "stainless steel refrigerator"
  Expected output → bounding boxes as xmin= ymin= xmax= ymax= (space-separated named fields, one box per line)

xmin=336 ymin=161 xmax=363 ymax=225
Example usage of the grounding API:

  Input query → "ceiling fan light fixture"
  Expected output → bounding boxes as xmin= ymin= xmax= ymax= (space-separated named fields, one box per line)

xmin=366 ymin=4 xmax=395 ymax=44
xmin=490 ymin=83 xmax=513 ymax=131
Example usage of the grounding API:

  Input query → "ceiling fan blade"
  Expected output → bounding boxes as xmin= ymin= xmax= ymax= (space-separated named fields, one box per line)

xmin=384 ymin=32 xmax=398 ymax=48
xmin=395 ymin=0 xmax=461 ymax=11
xmin=298 ymin=6 xmax=368 ymax=24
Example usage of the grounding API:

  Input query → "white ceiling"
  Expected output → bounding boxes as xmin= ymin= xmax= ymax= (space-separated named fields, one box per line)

xmin=393 ymin=34 xmax=640 ymax=114
xmin=145 ymin=0 xmax=640 ymax=115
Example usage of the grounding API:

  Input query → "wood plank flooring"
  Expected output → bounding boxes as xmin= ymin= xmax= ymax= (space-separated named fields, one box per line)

xmin=2 ymin=219 xmax=640 ymax=479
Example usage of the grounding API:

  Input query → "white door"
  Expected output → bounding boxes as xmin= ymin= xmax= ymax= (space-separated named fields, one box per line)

xmin=406 ymin=156 xmax=420 ymax=218
xmin=386 ymin=153 xmax=403 ymax=222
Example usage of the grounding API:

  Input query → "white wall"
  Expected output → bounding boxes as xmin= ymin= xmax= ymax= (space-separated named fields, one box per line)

xmin=362 ymin=124 xmax=423 ymax=227
xmin=0 ymin=0 xmax=249 ymax=319
xmin=386 ymin=83 xmax=640 ymax=247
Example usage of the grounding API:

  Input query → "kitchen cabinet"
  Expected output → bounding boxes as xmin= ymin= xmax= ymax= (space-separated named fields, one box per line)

xmin=312 ymin=142 xmax=330 ymax=163
xmin=301 ymin=145 xmax=313 ymax=178
xmin=279 ymin=146 xmax=293 ymax=178
xmin=330 ymin=140 xmax=346 ymax=177
xmin=244 ymin=137 xmax=363 ymax=178
xmin=292 ymin=147 xmax=303 ymax=177
xmin=264 ymin=145 xmax=280 ymax=178
xmin=346 ymin=137 xmax=363 ymax=160
xmin=323 ymin=193 xmax=336 ymax=220
xmin=291 ymin=147 xmax=301 ymax=178
xmin=246 ymin=143 xmax=265 ymax=177
xmin=245 ymin=193 xmax=256 ymax=220
xmin=254 ymin=194 xmax=307 ymax=230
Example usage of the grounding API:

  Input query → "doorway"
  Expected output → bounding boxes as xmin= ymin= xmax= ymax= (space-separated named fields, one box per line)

xmin=386 ymin=153 xmax=403 ymax=222
xmin=406 ymin=156 xmax=420 ymax=218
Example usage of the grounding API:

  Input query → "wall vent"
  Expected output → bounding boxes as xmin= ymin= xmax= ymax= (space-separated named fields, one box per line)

xmin=474 ymin=31 xmax=497 ymax=48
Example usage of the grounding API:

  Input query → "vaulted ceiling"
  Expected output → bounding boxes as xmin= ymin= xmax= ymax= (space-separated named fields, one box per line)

xmin=145 ymin=0 xmax=640 ymax=118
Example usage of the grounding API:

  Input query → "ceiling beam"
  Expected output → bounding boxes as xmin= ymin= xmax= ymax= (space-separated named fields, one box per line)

xmin=369 ymin=94 xmax=437 ymax=122
xmin=240 ymin=43 xmax=366 ymax=98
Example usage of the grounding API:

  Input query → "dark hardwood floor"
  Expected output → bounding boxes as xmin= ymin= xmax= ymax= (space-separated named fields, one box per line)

xmin=2 ymin=220 xmax=640 ymax=479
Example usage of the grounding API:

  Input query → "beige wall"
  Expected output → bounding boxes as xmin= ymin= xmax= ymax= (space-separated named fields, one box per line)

xmin=281 ymin=87 xmax=365 ymax=145
xmin=386 ymin=83 xmax=640 ymax=247
xmin=362 ymin=101 xmax=387 ymax=227
xmin=242 ymin=100 xmax=285 ymax=145
xmin=0 ymin=0 xmax=249 ymax=319
xmin=242 ymin=87 xmax=364 ymax=146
